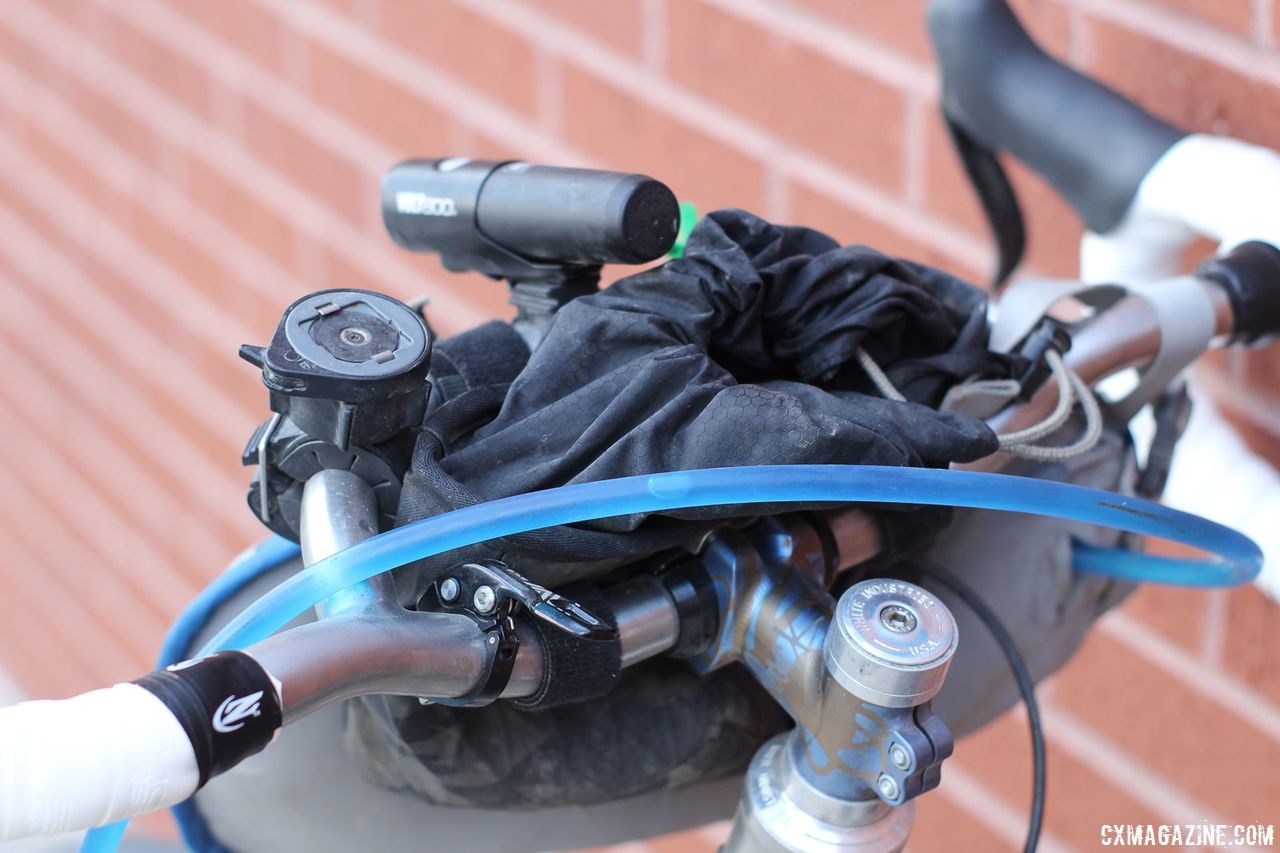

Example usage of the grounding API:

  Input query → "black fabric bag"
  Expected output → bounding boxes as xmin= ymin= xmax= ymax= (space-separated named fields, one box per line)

xmin=360 ymin=209 xmax=1009 ymax=808
xmin=393 ymin=209 xmax=1004 ymax=597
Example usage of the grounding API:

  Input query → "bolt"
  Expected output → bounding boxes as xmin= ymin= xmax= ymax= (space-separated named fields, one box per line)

xmin=438 ymin=578 xmax=460 ymax=603
xmin=889 ymin=743 xmax=911 ymax=770
xmin=879 ymin=603 xmax=917 ymax=634
xmin=473 ymin=585 xmax=497 ymax=614
xmin=877 ymin=773 xmax=900 ymax=801
xmin=339 ymin=326 xmax=372 ymax=346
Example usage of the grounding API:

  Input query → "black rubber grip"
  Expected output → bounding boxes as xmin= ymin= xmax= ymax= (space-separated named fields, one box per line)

xmin=1198 ymin=241 xmax=1280 ymax=345
xmin=929 ymin=0 xmax=1186 ymax=233
xmin=134 ymin=651 xmax=283 ymax=788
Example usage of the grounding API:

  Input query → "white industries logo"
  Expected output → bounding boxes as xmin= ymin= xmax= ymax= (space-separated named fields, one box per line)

xmin=395 ymin=191 xmax=458 ymax=217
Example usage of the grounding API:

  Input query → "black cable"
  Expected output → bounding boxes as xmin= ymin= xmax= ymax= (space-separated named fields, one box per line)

xmin=916 ymin=562 xmax=1045 ymax=853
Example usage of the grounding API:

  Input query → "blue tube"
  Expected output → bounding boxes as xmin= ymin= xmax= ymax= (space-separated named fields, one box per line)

xmin=158 ymin=536 xmax=302 ymax=670
xmin=201 ymin=465 xmax=1260 ymax=655
xmin=87 ymin=464 xmax=1261 ymax=852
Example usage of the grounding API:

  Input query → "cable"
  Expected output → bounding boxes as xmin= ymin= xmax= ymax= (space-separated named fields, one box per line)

xmin=85 ymin=464 xmax=1261 ymax=852
xmin=858 ymin=346 xmax=1102 ymax=462
xmin=919 ymin=562 xmax=1044 ymax=853
xmin=1001 ymin=361 xmax=1104 ymax=462
xmin=856 ymin=347 xmax=907 ymax=401
xmin=997 ymin=350 xmax=1075 ymax=448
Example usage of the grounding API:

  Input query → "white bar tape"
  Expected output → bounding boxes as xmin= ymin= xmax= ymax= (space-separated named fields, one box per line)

xmin=0 ymin=682 xmax=199 ymax=840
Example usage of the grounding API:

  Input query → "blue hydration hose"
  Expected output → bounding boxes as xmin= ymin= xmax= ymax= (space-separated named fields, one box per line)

xmin=85 ymin=463 xmax=1261 ymax=852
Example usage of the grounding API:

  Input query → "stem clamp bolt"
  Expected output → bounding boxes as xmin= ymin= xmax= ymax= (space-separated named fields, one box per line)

xmin=439 ymin=578 xmax=460 ymax=603
xmin=473 ymin=585 xmax=497 ymax=614
xmin=877 ymin=773 xmax=900 ymax=801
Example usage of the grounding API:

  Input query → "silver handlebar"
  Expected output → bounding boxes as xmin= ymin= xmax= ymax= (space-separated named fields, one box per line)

xmin=247 ymin=269 xmax=1238 ymax=725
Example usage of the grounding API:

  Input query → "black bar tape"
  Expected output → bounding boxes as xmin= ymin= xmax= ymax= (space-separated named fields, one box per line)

xmin=134 ymin=651 xmax=283 ymax=788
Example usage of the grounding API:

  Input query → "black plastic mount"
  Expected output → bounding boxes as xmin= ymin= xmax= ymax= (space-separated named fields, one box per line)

xmin=1014 ymin=318 xmax=1073 ymax=401
xmin=240 ymin=289 xmax=432 ymax=452
xmin=239 ymin=289 xmax=431 ymax=540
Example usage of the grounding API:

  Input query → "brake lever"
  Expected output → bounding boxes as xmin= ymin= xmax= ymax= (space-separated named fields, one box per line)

xmin=427 ymin=560 xmax=617 ymax=643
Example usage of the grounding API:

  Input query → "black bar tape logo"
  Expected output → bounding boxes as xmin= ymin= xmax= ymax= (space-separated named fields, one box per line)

xmin=133 ymin=650 xmax=283 ymax=788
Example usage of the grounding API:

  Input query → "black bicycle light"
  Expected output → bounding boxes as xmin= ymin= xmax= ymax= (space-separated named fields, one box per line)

xmin=380 ymin=158 xmax=680 ymax=280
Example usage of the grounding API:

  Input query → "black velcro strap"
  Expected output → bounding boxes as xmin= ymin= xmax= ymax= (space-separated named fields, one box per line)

xmin=513 ymin=582 xmax=621 ymax=711
xmin=945 ymin=113 xmax=1026 ymax=290
xmin=429 ymin=320 xmax=530 ymax=404
xmin=134 ymin=651 xmax=283 ymax=789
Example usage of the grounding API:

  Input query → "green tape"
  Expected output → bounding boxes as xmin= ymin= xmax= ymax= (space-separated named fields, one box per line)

xmin=669 ymin=201 xmax=699 ymax=259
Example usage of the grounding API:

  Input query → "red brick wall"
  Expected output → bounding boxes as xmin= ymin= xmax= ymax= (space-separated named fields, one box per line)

xmin=0 ymin=0 xmax=1276 ymax=849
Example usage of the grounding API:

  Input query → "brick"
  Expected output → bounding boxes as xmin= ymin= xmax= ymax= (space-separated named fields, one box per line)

xmin=923 ymin=106 xmax=1084 ymax=278
xmin=0 ymin=449 xmax=171 ymax=665
xmin=315 ymin=0 xmax=379 ymax=21
xmin=61 ymin=68 xmax=163 ymax=165
xmin=910 ymin=784 xmax=1011 ymax=852
xmin=1222 ymin=584 xmax=1280 ymax=707
xmin=171 ymin=0 xmax=290 ymax=75
xmin=1007 ymin=0 xmax=1075 ymax=57
xmin=100 ymin=10 xmax=217 ymax=122
xmin=31 ymin=0 xmax=111 ymax=41
xmin=1 ymin=531 xmax=144 ymax=681
xmin=12 ymin=106 xmax=134 ymax=227
xmin=456 ymin=123 xmax=531 ymax=162
xmin=0 ymin=11 xmax=53 ymax=83
xmin=1118 ymin=576 xmax=1207 ymax=655
xmin=561 ymin=65 xmax=768 ymax=215
xmin=1142 ymin=0 xmax=1255 ymax=39
xmin=523 ymin=0 xmax=648 ymax=60
xmin=1052 ymin=630 xmax=1280 ymax=824
xmin=375 ymin=1 xmax=541 ymax=118
xmin=1082 ymin=14 xmax=1280 ymax=145
xmin=0 ymin=418 xmax=194 ymax=625
xmin=788 ymin=0 xmax=933 ymax=63
xmin=0 ymin=575 xmax=102 ymax=697
xmin=788 ymin=180 xmax=986 ymax=284
xmin=1219 ymin=399 xmax=1280 ymax=467
xmin=668 ymin=0 xmax=907 ymax=193
xmin=0 ymin=191 xmax=256 ymax=520
xmin=130 ymin=811 xmax=181 ymax=844
xmin=957 ymin=707 xmax=1168 ymax=848
xmin=1240 ymin=346 xmax=1280 ymax=410
xmin=239 ymin=97 xmax=371 ymax=225
xmin=302 ymin=38 xmax=451 ymax=160
xmin=3 ymin=120 xmax=264 ymax=420
xmin=0 ymin=337 xmax=231 ymax=571
xmin=183 ymin=155 xmax=304 ymax=275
